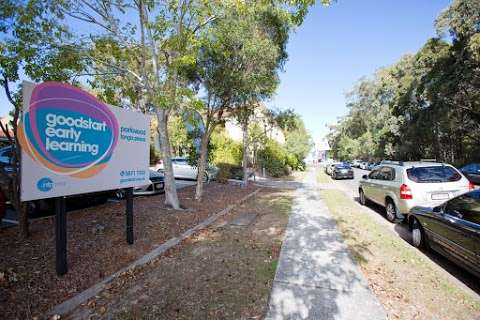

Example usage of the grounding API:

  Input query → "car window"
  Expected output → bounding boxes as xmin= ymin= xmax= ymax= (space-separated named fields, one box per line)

xmin=406 ymin=166 xmax=461 ymax=183
xmin=445 ymin=191 xmax=480 ymax=224
xmin=377 ymin=166 xmax=395 ymax=181
xmin=335 ymin=165 xmax=351 ymax=169
xmin=174 ymin=159 xmax=188 ymax=165
xmin=462 ymin=164 xmax=474 ymax=172
xmin=368 ymin=169 xmax=380 ymax=180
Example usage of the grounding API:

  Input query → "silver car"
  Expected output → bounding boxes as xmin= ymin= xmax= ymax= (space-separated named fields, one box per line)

xmin=359 ymin=161 xmax=474 ymax=222
xmin=153 ymin=157 xmax=219 ymax=182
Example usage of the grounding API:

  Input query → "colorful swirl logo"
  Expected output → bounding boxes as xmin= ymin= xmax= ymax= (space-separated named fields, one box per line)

xmin=18 ymin=82 xmax=119 ymax=178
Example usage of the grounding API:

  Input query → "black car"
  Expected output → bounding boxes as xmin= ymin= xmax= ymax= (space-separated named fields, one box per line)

xmin=331 ymin=164 xmax=354 ymax=180
xmin=460 ymin=163 xmax=480 ymax=185
xmin=408 ymin=190 xmax=480 ymax=278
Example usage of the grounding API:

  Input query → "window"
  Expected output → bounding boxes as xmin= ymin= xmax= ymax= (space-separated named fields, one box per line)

xmin=368 ymin=169 xmax=380 ymax=180
xmin=445 ymin=191 xmax=480 ymax=224
xmin=465 ymin=164 xmax=480 ymax=173
xmin=406 ymin=166 xmax=461 ymax=183
xmin=377 ymin=167 xmax=395 ymax=181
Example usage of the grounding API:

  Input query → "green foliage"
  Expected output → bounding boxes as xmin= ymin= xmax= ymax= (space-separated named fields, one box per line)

xmin=210 ymin=129 xmax=243 ymax=166
xmin=274 ymin=108 xmax=312 ymax=169
xmin=257 ymin=138 xmax=290 ymax=177
xmin=149 ymin=144 xmax=160 ymax=165
xmin=328 ymin=0 xmax=480 ymax=165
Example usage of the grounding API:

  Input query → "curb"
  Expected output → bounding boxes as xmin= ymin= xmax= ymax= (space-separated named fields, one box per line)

xmin=47 ymin=188 xmax=262 ymax=318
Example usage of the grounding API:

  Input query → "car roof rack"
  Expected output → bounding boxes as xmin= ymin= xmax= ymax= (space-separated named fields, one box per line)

xmin=420 ymin=158 xmax=437 ymax=162
xmin=380 ymin=160 xmax=404 ymax=166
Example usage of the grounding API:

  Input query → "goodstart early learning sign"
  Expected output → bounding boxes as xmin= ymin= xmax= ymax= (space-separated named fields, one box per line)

xmin=19 ymin=81 xmax=150 ymax=201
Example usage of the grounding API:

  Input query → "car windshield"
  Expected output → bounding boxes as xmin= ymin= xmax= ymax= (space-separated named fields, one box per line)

xmin=407 ymin=166 xmax=461 ymax=183
xmin=336 ymin=165 xmax=351 ymax=169
xmin=149 ymin=170 xmax=163 ymax=178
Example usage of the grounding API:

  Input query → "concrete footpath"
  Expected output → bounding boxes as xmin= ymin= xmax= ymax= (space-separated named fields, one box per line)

xmin=265 ymin=169 xmax=386 ymax=320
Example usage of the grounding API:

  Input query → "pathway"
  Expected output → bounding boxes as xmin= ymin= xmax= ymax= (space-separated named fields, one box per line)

xmin=265 ymin=168 xmax=386 ymax=320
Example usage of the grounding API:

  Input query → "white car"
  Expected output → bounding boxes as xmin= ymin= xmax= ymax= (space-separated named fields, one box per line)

xmin=359 ymin=161 xmax=474 ymax=222
xmin=359 ymin=162 xmax=369 ymax=170
xmin=115 ymin=169 xmax=164 ymax=199
xmin=151 ymin=157 xmax=218 ymax=182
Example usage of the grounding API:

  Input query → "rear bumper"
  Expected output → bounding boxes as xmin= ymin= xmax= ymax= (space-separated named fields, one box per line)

xmin=333 ymin=172 xmax=354 ymax=179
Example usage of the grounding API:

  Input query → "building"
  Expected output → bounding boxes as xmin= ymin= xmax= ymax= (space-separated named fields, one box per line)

xmin=312 ymin=137 xmax=330 ymax=163
xmin=224 ymin=103 xmax=285 ymax=144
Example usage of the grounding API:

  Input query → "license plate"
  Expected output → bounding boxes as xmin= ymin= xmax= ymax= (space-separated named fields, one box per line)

xmin=341 ymin=169 xmax=348 ymax=173
xmin=155 ymin=183 xmax=164 ymax=190
xmin=431 ymin=193 xmax=449 ymax=200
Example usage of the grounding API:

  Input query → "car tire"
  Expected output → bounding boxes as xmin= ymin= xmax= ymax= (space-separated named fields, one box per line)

xmin=359 ymin=189 xmax=367 ymax=206
xmin=199 ymin=172 xmax=209 ymax=183
xmin=115 ymin=189 xmax=126 ymax=200
xmin=411 ymin=218 xmax=427 ymax=248
xmin=385 ymin=200 xmax=398 ymax=223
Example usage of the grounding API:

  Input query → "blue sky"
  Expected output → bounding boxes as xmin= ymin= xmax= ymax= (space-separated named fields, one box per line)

xmin=1 ymin=0 xmax=451 ymax=141
xmin=266 ymin=0 xmax=451 ymax=141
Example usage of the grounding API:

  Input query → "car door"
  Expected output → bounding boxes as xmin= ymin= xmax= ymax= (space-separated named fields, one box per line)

xmin=364 ymin=169 xmax=381 ymax=204
xmin=377 ymin=166 xmax=396 ymax=204
xmin=171 ymin=159 xmax=184 ymax=178
xmin=428 ymin=194 xmax=479 ymax=270
xmin=463 ymin=164 xmax=480 ymax=185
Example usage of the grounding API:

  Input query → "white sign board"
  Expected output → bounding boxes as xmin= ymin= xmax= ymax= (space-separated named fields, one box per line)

xmin=19 ymin=81 xmax=150 ymax=201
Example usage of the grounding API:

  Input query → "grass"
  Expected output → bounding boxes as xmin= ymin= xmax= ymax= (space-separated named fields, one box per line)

xmin=316 ymin=167 xmax=332 ymax=184
xmin=320 ymin=189 xmax=480 ymax=320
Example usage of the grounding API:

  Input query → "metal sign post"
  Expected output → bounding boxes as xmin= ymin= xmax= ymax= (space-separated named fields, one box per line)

xmin=126 ymin=187 xmax=134 ymax=244
xmin=55 ymin=196 xmax=67 ymax=275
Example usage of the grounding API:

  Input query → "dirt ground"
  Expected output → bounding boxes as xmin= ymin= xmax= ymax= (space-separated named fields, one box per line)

xmin=320 ymin=188 xmax=480 ymax=320
xmin=65 ymin=188 xmax=293 ymax=320
xmin=0 ymin=182 xmax=258 ymax=319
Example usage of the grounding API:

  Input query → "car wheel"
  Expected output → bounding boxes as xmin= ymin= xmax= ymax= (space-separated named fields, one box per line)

xmin=200 ymin=172 xmax=209 ymax=183
xmin=385 ymin=200 xmax=398 ymax=223
xmin=411 ymin=218 xmax=427 ymax=248
xmin=359 ymin=189 xmax=367 ymax=205
xmin=115 ymin=189 xmax=126 ymax=200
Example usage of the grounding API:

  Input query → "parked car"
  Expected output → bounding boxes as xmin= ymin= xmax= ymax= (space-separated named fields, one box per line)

xmin=408 ymin=189 xmax=480 ymax=278
xmin=352 ymin=160 xmax=362 ymax=168
xmin=115 ymin=169 xmax=164 ymax=199
xmin=359 ymin=161 xmax=369 ymax=170
xmin=152 ymin=157 xmax=218 ymax=182
xmin=366 ymin=162 xmax=380 ymax=171
xmin=325 ymin=162 xmax=339 ymax=175
xmin=460 ymin=163 xmax=480 ymax=185
xmin=331 ymin=164 xmax=354 ymax=180
xmin=359 ymin=161 xmax=474 ymax=222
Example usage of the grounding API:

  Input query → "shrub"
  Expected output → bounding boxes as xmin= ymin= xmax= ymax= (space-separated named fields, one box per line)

xmin=215 ymin=163 xmax=244 ymax=183
xmin=149 ymin=144 xmax=160 ymax=165
xmin=210 ymin=129 xmax=242 ymax=166
xmin=257 ymin=139 xmax=289 ymax=177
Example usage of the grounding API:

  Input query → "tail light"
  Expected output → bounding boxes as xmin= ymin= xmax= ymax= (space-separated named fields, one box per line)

xmin=468 ymin=181 xmax=475 ymax=191
xmin=400 ymin=184 xmax=413 ymax=200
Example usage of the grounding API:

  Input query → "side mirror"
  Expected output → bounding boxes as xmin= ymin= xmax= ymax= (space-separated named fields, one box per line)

xmin=433 ymin=206 xmax=444 ymax=213
xmin=362 ymin=175 xmax=368 ymax=180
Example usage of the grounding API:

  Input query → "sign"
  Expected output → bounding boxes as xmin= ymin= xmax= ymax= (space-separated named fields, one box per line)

xmin=19 ymin=81 xmax=150 ymax=201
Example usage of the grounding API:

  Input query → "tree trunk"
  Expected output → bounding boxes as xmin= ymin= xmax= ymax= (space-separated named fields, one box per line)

xmin=155 ymin=108 xmax=181 ymax=209
xmin=195 ymin=131 xmax=210 ymax=201
xmin=242 ymin=121 xmax=249 ymax=188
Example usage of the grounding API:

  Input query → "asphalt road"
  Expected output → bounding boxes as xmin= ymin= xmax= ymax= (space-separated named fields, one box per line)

xmin=332 ymin=167 xmax=480 ymax=296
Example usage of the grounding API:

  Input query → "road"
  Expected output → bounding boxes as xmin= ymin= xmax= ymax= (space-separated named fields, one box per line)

xmin=332 ymin=167 xmax=480 ymax=296
xmin=0 ymin=178 xmax=197 ymax=228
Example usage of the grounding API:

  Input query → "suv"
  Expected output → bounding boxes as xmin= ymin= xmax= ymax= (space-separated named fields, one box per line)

xmin=359 ymin=161 xmax=474 ymax=222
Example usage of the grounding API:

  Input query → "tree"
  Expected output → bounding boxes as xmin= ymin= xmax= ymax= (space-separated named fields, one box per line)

xmin=0 ymin=0 xmax=83 ymax=237
xmin=64 ymin=0 xmax=216 ymax=209
xmin=328 ymin=0 xmax=479 ymax=165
